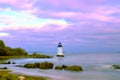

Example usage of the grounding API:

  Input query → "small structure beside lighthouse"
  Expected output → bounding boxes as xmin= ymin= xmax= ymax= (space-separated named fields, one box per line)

xmin=57 ymin=42 xmax=64 ymax=57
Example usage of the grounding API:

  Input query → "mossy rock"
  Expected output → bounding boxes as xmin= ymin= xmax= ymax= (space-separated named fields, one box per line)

xmin=112 ymin=65 xmax=120 ymax=69
xmin=24 ymin=63 xmax=36 ymax=68
xmin=34 ymin=63 xmax=41 ymax=68
xmin=55 ymin=66 xmax=63 ymax=70
xmin=55 ymin=65 xmax=68 ymax=70
xmin=65 ymin=65 xmax=83 ymax=71
xmin=39 ymin=62 xmax=54 ymax=69
xmin=24 ymin=62 xmax=54 ymax=69
xmin=62 ymin=65 xmax=68 ymax=68
xmin=15 ymin=65 xmax=23 ymax=67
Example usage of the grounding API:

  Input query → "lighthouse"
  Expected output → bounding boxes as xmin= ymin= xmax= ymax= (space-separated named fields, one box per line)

xmin=57 ymin=42 xmax=64 ymax=57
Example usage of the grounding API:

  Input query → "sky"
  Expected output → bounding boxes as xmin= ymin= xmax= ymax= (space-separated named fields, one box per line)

xmin=0 ymin=0 xmax=120 ymax=54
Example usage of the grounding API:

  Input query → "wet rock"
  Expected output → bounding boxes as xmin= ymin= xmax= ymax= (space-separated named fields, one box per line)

xmin=24 ymin=63 xmax=36 ymax=68
xmin=55 ymin=65 xmax=68 ymax=70
xmin=55 ymin=66 xmax=63 ymax=70
xmin=64 ymin=65 xmax=83 ymax=71
xmin=15 ymin=65 xmax=23 ymax=67
xmin=0 ymin=67 xmax=7 ymax=69
xmin=39 ymin=62 xmax=54 ymax=69
xmin=112 ymin=65 xmax=120 ymax=69
xmin=12 ymin=62 xmax=16 ymax=64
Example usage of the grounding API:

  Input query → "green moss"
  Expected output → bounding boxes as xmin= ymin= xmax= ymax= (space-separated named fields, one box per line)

xmin=62 ymin=65 xmax=68 ymax=68
xmin=112 ymin=65 xmax=120 ymax=69
xmin=55 ymin=65 xmax=83 ymax=72
xmin=34 ymin=63 xmax=41 ymax=68
xmin=65 ymin=65 xmax=83 ymax=72
xmin=55 ymin=65 xmax=68 ymax=70
xmin=24 ymin=76 xmax=47 ymax=80
xmin=55 ymin=66 xmax=63 ymax=70
xmin=39 ymin=62 xmax=54 ymax=69
xmin=23 ymin=62 xmax=83 ymax=72
xmin=24 ymin=62 xmax=54 ymax=69
xmin=24 ymin=63 xmax=36 ymax=68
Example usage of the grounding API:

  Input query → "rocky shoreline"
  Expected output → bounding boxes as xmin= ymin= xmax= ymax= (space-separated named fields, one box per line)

xmin=23 ymin=62 xmax=83 ymax=72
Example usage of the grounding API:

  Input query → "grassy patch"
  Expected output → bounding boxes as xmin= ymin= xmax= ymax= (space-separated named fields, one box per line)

xmin=0 ymin=69 xmax=48 ymax=80
xmin=24 ymin=76 xmax=48 ymax=80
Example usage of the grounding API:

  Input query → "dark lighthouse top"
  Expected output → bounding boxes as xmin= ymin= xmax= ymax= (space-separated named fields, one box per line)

xmin=58 ymin=42 xmax=62 ymax=47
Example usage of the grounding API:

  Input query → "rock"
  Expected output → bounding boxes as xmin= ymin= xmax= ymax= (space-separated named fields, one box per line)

xmin=55 ymin=66 xmax=63 ymax=70
xmin=112 ymin=65 xmax=120 ymax=69
xmin=64 ymin=65 xmax=83 ymax=71
xmin=12 ymin=62 xmax=16 ymax=64
xmin=0 ymin=67 xmax=7 ymax=69
xmin=18 ymin=76 xmax=25 ymax=80
xmin=15 ymin=65 xmax=23 ymax=67
xmin=23 ymin=62 xmax=54 ymax=69
xmin=34 ymin=63 xmax=41 ymax=68
xmin=24 ymin=63 xmax=36 ymax=68
xmin=7 ymin=61 xmax=11 ymax=64
xmin=55 ymin=65 xmax=68 ymax=70
xmin=62 ymin=64 xmax=68 ymax=68
xmin=23 ymin=62 xmax=83 ymax=72
xmin=55 ymin=65 xmax=83 ymax=72
xmin=39 ymin=62 xmax=54 ymax=69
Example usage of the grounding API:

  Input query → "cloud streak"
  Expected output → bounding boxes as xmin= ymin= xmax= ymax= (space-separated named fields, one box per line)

xmin=0 ymin=32 xmax=9 ymax=37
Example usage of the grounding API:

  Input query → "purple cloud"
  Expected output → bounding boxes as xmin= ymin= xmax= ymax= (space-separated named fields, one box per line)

xmin=0 ymin=0 xmax=120 ymax=53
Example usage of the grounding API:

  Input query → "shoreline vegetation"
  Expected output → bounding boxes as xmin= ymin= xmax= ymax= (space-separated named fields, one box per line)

xmin=0 ymin=40 xmax=52 ymax=59
xmin=0 ymin=53 xmax=52 ymax=59
xmin=0 ymin=40 xmax=52 ymax=80
xmin=0 ymin=69 xmax=49 ymax=80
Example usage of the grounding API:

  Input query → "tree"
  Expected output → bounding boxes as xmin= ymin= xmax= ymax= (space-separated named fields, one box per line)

xmin=4 ymin=46 xmax=14 ymax=56
xmin=0 ymin=40 xmax=28 ymax=56
xmin=0 ymin=48 xmax=7 ymax=56
xmin=0 ymin=40 xmax=5 ymax=48
xmin=12 ymin=48 xmax=28 ymax=56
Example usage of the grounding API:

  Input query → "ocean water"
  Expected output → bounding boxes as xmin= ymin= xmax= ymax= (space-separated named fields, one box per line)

xmin=1 ymin=53 xmax=120 ymax=80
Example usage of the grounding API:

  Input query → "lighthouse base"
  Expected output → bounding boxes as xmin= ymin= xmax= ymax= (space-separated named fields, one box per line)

xmin=56 ymin=55 xmax=64 ymax=57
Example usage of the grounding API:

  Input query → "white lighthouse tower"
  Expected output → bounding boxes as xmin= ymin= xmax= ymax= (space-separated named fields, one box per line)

xmin=57 ymin=42 xmax=64 ymax=57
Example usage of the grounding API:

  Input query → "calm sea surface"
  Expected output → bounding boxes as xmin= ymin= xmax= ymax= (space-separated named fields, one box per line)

xmin=1 ymin=53 xmax=120 ymax=80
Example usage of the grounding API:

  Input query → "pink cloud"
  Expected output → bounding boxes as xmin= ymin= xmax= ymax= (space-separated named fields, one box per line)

xmin=0 ymin=0 xmax=36 ymax=9
xmin=0 ymin=9 xmax=70 ymax=32
xmin=40 ymin=5 xmax=120 ymax=23
xmin=0 ymin=0 xmax=16 ymax=4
